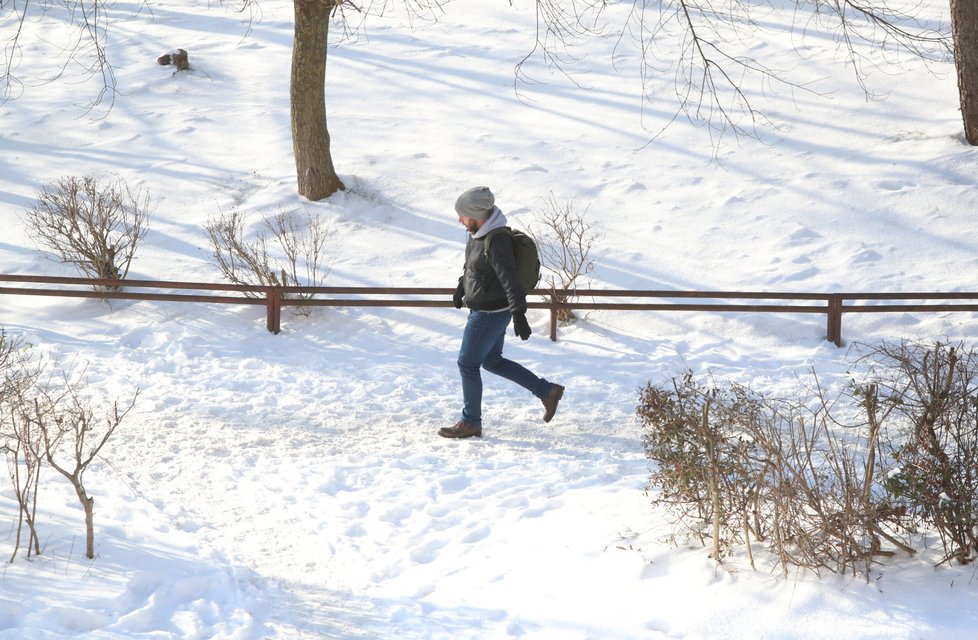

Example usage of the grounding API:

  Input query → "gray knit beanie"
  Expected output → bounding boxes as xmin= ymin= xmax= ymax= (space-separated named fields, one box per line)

xmin=455 ymin=186 xmax=495 ymax=220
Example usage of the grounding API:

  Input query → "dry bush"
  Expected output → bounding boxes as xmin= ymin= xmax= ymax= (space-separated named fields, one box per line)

xmin=24 ymin=175 xmax=150 ymax=288
xmin=5 ymin=401 xmax=44 ymax=561
xmin=0 ymin=329 xmax=38 ymax=398
xmin=1 ymin=330 xmax=136 ymax=563
xmin=31 ymin=371 xmax=138 ymax=560
xmin=746 ymin=390 xmax=905 ymax=577
xmin=638 ymin=373 xmax=762 ymax=561
xmin=205 ymin=208 xmax=332 ymax=313
xmin=640 ymin=368 xmax=912 ymax=576
xmin=643 ymin=342 xmax=978 ymax=576
xmin=0 ymin=330 xmax=44 ymax=561
xmin=860 ymin=341 xmax=978 ymax=565
xmin=529 ymin=194 xmax=599 ymax=324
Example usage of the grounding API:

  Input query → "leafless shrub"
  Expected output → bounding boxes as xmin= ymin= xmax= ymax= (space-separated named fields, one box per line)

xmin=31 ymin=372 xmax=139 ymax=560
xmin=5 ymin=401 xmax=45 ymax=562
xmin=205 ymin=208 xmax=332 ymax=313
xmin=0 ymin=330 xmax=44 ymax=562
xmin=529 ymin=194 xmax=599 ymax=324
xmin=23 ymin=175 xmax=150 ymax=289
xmin=266 ymin=209 xmax=332 ymax=307
xmin=2 ymin=332 xmax=136 ymax=563
xmin=859 ymin=341 xmax=978 ymax=565
xmin=0 ymin=329 xmax=38 ymax=398
xmin=206 ymin=210 xmax=277 ymax=294
xmin=746 ymin=388 xmax=907 ymax=578
xmin=640 ymin=366 xmax=914 ymax=576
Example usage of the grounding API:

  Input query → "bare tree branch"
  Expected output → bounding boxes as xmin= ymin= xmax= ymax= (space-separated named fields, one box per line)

xmin=1 ymin=0 xmax=118 ymax=114
xmin=525 ymin=0 xmax=951 ymax=143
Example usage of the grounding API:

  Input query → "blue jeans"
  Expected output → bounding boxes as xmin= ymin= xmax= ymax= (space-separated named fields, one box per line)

xmin=458 ymin=310 xmax=552 ymax=426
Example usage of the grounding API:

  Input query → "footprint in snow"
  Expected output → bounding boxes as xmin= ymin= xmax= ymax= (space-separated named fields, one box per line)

xmin=461 ymin=525 xmax=491 ymax=544
xmin=520 ymin=498 xmax=565 ymax=519
xmin=850 ymin=249 xmax=883 ymax=264
xmin=876 ymin=180 xmax=912 ymax=191
xmin=439 ymin=474 xmax=471 ymax=494
xmin=409 ymin=538 xmax=447 ymax=564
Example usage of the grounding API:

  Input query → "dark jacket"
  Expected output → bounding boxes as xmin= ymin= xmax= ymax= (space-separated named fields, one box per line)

xmin=457 ymin=229 xmax=527 ymax=313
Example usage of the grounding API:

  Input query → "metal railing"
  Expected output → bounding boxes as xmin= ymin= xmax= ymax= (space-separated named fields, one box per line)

xmin=3 ymin=274 xmax=978 ymax=346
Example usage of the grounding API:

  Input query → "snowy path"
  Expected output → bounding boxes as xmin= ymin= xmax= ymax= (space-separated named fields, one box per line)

xmin=89 ymin=304 xmax=657 ymax=637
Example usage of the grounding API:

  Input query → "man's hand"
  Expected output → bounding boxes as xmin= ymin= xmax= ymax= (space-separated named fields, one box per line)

xmin=513 ymin=311 xmax=531 ymax=341
xmin=453 ymin=282 xmax=465 ymax=309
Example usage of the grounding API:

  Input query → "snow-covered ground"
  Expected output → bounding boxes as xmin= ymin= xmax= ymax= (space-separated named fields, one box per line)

xmin=2 ymin=0 xmax=978 ymax=637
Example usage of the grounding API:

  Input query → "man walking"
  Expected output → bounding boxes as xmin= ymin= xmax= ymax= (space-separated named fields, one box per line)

xmin=440 ymin=186 xmax=564 ymax=439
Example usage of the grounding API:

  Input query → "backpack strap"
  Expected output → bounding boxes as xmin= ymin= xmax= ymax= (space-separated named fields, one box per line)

xmin=481 ymin=226 xmax=512 ymax=260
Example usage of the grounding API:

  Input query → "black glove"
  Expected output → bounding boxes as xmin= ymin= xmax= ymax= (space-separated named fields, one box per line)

xmin=513 ymin=311 xmax=531 ymax=341
xmin=453 ymin=281 xmax=465 ymax=309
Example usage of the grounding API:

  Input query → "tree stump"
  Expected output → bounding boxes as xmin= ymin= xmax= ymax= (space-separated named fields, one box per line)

xmin=157 ymin=49 xmax=189 ymax=72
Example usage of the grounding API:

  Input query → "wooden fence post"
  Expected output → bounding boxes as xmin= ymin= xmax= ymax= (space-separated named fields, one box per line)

xmin=549 ymin=295 xmax=559 ymax=342
xmin=826 ymin=295 xmax=843 ymax=347
xmin=266 ymin=288 xmax=282 ymax=334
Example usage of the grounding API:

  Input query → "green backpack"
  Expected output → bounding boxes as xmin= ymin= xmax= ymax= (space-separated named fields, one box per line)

xmin=482 ymin=226 xmax=542 ymax=292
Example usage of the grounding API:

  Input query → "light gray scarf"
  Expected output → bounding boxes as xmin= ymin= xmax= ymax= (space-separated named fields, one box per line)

xmin=472 ymin=206 xmax=507 ymax=239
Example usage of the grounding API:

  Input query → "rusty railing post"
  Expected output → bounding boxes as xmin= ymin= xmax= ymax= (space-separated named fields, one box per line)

xmin=826 ymin=294 xmax=843 ymax=347
xmin=549 ymin=293 xmax=559 ymax=342
xmin=266 ymin=287 xmax=282 ymax=334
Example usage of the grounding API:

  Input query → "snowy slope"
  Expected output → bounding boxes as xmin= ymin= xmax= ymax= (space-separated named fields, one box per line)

xmin=2 ymin=0 xmax=978 ymax=638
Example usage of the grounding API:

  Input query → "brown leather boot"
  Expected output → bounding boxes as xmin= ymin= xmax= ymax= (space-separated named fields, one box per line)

xmin=438 ymin=421 xmax=482 ymax=438
xmin=542 ymin=384 xmax=565 ymax=423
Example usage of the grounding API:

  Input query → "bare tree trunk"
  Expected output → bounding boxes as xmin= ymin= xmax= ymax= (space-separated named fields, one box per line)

xmin=291 ymin=0 xmax=345 ymax=201
xmin=71 ymin=480 xmax=96 ymax=560
xmin=951 ymin=0 xmax=978 ymax=144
